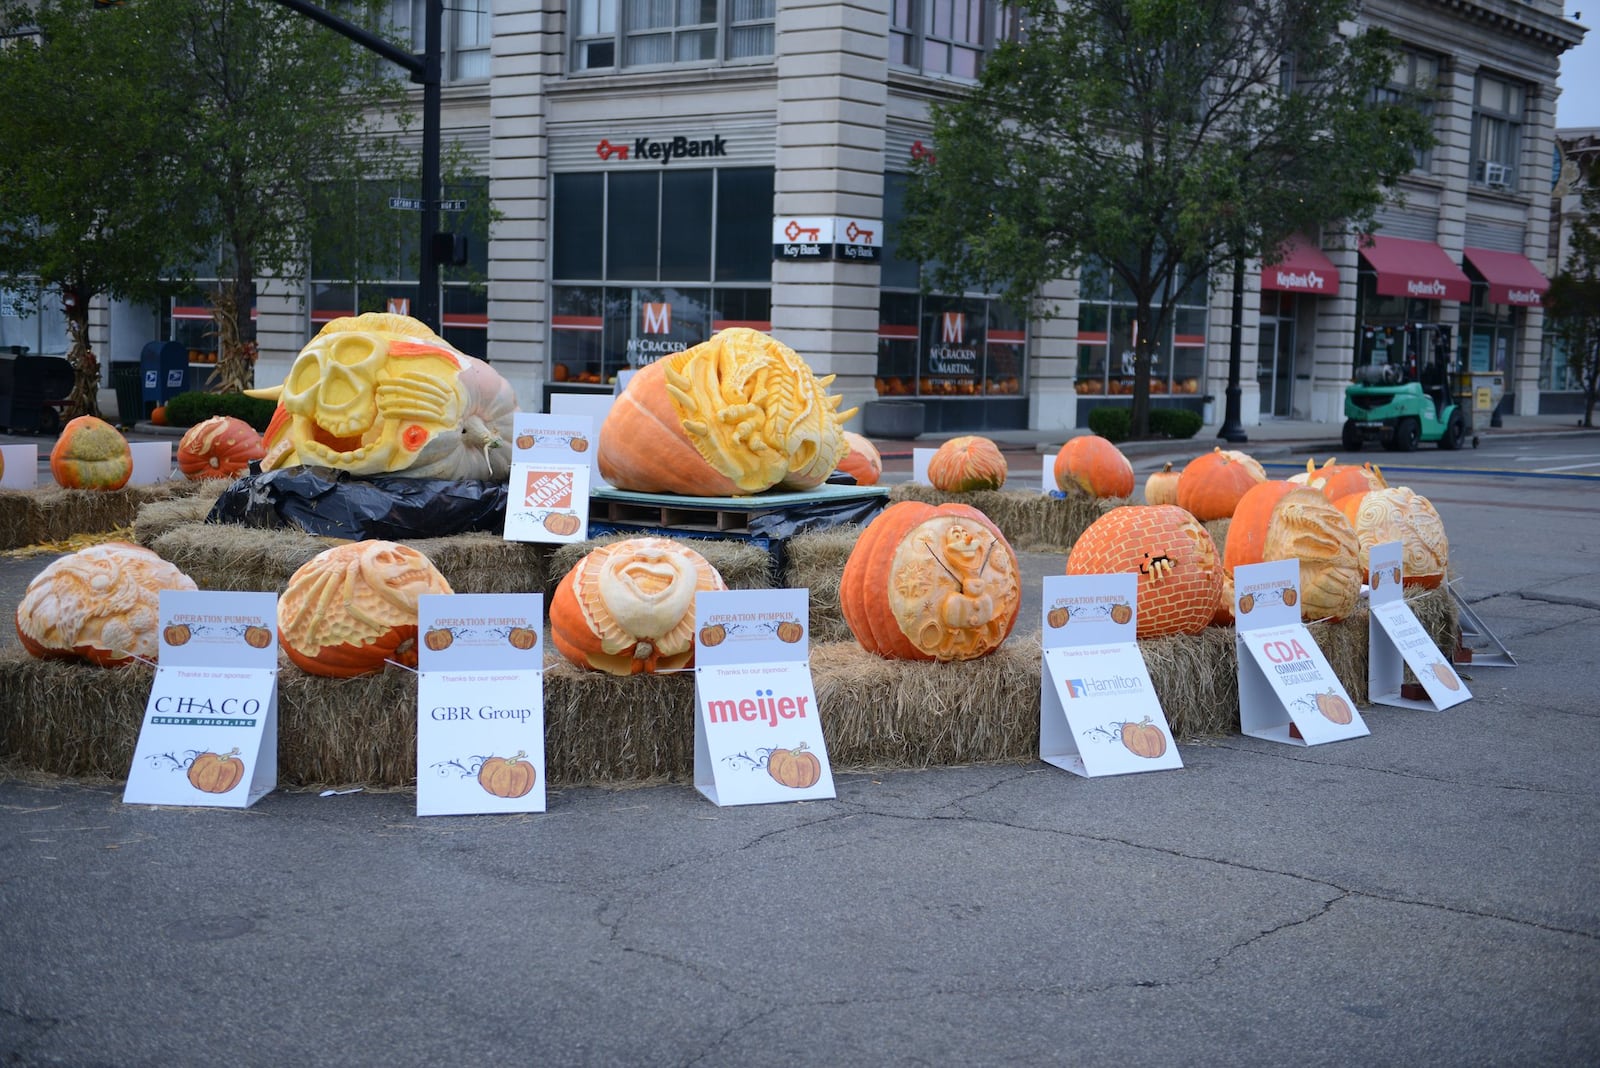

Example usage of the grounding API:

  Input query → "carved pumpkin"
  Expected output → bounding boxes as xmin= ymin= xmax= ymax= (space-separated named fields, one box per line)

xmin=1319 ymin=462 xmax=1387 ymax=505
xmin=836 ymin=430 xmax=882 ymax=486
xmin=1065 ymin=505 xmax=1222 ymax=639
xmin=1053 ymin=436 xmax=1135 ymax=499
xmin=768 ymin=743 xmax=822 ymax=789
xmin=478 ymin=751 xmax=537 ymax=799
xmin=1335 ymin=487 xmax=1449 ymax=588
xmin=187 ymin=749 xmax=245 ymax=794
xmin=598 ymin=328 xmax=854 ymax=496
xmin=278 ymin=540 xmax=454 ymax=677
xmin=550 ymin=537 xmax=727 ymax=675
xmin=928 ymin=435 xmax=1008 ymax=491
xmin=1287 ymin=457 xmax=1338 ymax=489
xmin=176 ymin=415 xmax=265 ymax=480
xmin=249 ymin=313 xmax=517 ymax=480
xmin=839 ymin=501 xmax=1021 ymax=661
xmin=50 ymin=416 xmax=133 ymax=491
xmin=1221 ymin=482 xmax=1361 ymax=624
xmin=15 ymin=542 xmax=198 ymax=666
xmin=1143 ymin=462 xmax=1180 ymax=506
xmin=1175 ymin=447 xmax=1267 ymax=521
xmin=1120 ymin=719 xmax=1168 ymax=759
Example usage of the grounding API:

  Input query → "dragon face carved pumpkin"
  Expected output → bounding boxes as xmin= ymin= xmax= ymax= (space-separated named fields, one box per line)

xmin=250 ymin=313 xmax=517 ymax=480
xmin=15 ymin=542 xmax=198 ymax=666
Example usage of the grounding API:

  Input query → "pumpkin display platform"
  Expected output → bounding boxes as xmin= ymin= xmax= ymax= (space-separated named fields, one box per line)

xmin=589 ymin=482 xmax=888 ymax=539
xmin=0 ymin=480 xmax=217 ymax=551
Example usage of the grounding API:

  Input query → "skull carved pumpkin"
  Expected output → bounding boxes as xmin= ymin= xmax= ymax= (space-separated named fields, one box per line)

xmin=15 ymin=542 xmax=198 ymax=666
xmin=251 ymin=313 xmax=517 ymax=480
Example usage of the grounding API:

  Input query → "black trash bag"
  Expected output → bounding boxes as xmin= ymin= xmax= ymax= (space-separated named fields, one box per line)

xmin=747 ymin=493 xmax=888 ymax=539
xmin=208 ymin=466 xmax=509 ymax=541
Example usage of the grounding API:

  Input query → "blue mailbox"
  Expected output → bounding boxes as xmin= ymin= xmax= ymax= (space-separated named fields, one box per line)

xmin=140 ymin=341 xmax=189 ymax=404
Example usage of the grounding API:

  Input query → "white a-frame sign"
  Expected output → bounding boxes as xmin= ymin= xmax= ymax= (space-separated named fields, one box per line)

xmin=1039 ymin=573 xmax=1181 ymax=776
xmin=1367 ymin=541 xmax=1471 ymax=711
xmin=124 ymin=590 xmax=279 ymax=808
xmin=693 ymin=587 xmax=835 ymax=806
xmin=1235 ymin=559 xmax=1369 ymax=746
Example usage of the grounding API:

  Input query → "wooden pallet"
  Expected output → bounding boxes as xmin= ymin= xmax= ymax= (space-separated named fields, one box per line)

xmin=589 ymin=483 xmax=886 ymax=536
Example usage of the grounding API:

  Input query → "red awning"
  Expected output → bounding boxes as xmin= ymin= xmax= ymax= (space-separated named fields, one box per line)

xmin=1261 ymin=235 xmax=1339 ymax=294
xmin=1463 ymin=247 xmax=1550 ymax=307
xmin=1358 ymin=235 xmax=1471 ymax=302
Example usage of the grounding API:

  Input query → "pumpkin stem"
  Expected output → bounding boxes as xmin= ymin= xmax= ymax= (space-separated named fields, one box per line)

xmin=225 ymin=747 xmax=240 ymax=759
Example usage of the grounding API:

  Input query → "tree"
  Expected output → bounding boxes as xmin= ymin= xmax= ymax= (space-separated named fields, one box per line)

xmin=899 ymin=0 xmax=1431 ymax=437
xmin=0 ymin=0 xmax=210 ymax=418
xmin=1546 ymin=168 xmax=1600 ymax=428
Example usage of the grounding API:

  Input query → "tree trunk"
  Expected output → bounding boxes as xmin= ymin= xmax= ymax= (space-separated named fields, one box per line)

xmin=63 ymin=304 xmax=100 ymax=421
xmin=1130 ymin=293 xmax=1154 ymax=438
xmin=207 ymin=274 xmax=257 ymax=394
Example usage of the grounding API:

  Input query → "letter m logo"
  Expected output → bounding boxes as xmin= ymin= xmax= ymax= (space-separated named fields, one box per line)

xmin=941 ymin=312 xmax=965 ymax=344
xmin=642 ymin=302 xmax=672 ymax=334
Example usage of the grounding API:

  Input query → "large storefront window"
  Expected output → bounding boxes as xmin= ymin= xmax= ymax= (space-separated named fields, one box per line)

xmin=1540 ymin=336 xmax=1575 ymax=392
xmin=1461 ymin=284 xmax=1516 ymax=374
xmin=1073 ymin=259 xmax=1207 ymax=399
xmin=550 ymin=167 xmax=773 ymax=385
xmin=0 ymin=284 xmax=69 ymax=356
xmin=570 ymin=0 xmax=775 ymax=72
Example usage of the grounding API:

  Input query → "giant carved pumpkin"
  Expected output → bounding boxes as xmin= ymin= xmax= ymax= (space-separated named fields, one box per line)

xmin=598 ymin=328 xmax=854 ymax=496
xmin=928 ymin=435 xmax=1007 ymax=491
xmin=1053 ymin=435 xmax=1134 ymax=500
xmin=839 ymin=501 xmax=1020 ymax=661
xmin=176 ymin=415 xmax=265 ymax=480
xmin=1175 ymin=447 xmax=1267 ymax=521
xmin=549 ymin=537 xmax=727 ymax=675
xmin=1319 ymin=462 xmax=1387 ymax=505
xmin=249 ymin=313 xmax=517 ymax=480
xmin=50 ymin=416 xmax=133 ymax=491
xmin=15 ymin=542 xmax=198 ymax=666
xmin=836 ymin=430 xmax=882 ymax=486
xmin=1221 ymin=482 xmax=1361 ymax=623
xmin=1336 ymin=486 xmax=1449 ymax=587
xmin=278 ymin=540 xmax=454 ymax=677
xmin=1065 ymin=505 xmax=1222 ymax=639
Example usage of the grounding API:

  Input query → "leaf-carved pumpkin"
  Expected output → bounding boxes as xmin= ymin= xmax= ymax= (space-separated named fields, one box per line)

xmin=249 ymin=313 xmax=517 ymax=480
xmin=928 ymin=435 xmax=1008 ymax=491
xmin=597 ymin=328 xmax=855 ymax=496
xmin=15 ymin=542 xmax=198 ymax=666
xmin=836 ymin=430 xmax=882 ymax=486
xmin=1335 ymin=486 xmax=1449 ymax=588
xmin=478 ymin=751 xmax=537 ymax=798
xmin=1220 ymin=482 xmax=1361 ymax=624
xmin=176 ymin=415 xmax=265 ymax=480
xmin=549 ymin=537 xmax=727 ymax=675
xmin=1053 ymin=435 xmax=1135 ymax=499
xmin=278 ymin=540 xmax=454 ymax=677
xmin=50 ymin=415 xmax=133 ymax=491
xmin=1175 ymin=447 xmax=1267 ymax=521
xmin=839 ymin=501 xmax=1021 ymax=661
xmin=1065 ymin=505 xmax=1222 ymax=639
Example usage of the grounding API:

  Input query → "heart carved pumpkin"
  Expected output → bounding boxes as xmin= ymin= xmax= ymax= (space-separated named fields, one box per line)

xmin=928 ymin=435 xmax=1008 ymax=491
xmin=50 ymin=415 xmax=133 ymax=490
xmin=1175 ymin=447 xmax=1267 ymax=521
xmin=1220 ymin=482 xmax=1361 ymax=624
xmin=1053 ymin=435 xmax=1135 ymax=500
xmin=550 ymin=537 xmax=727 ymax=675
xmin=839 ymin=501 xmax=1021 ymax=661
xmin=1335 ymin=486 xmax=1449 ymax=588
xmin=16 ymin=542 xmax=198 ymax=666
xmin=278 ymin=540 xmax=454 ymax=677
xmin=836 ymin=430 xmax=883 ymax=486
xmin=176 ymin=415 xmax=265 ymax=480
xmin=1065 ymin=505 xmax=1222 ymax=639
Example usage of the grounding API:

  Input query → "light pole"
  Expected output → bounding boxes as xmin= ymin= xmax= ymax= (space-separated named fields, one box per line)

xmin=271 ymin=0 xmax=442 ymax=333
xmin=1217 ymin=250 xmax=1249 ymax=443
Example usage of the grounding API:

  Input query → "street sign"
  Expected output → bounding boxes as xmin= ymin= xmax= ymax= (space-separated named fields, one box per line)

xmin=438 ymin=199 xmax=467 ymax=212
xmin=388 ymin=196 xmax=424 ymax=211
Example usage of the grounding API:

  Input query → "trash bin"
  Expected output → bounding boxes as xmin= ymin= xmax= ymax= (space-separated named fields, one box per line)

xmin=111 ymin=361 xmax=144 ymax=426
xmin=0 ymin=351 xmax=74 ymax=433
xmin=140 ymin=340 xmax=189 ymax=407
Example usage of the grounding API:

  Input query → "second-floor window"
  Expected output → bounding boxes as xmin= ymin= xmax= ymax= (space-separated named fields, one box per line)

xmin=571 ymin=0 xmax=775 ymax=72
xmin=1374 ymin=49 xmax=1439 ymax=173
xmin=1472 ymin=72 xmax=1525 ymax=191
xmin=890 ymin=0 xmax=1018 ymax=81
xmin=386 ymin=1 xmax=491 ymax=82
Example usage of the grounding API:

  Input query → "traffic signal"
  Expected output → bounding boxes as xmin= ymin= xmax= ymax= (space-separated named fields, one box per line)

xmin=430 ymin=232 xmax=468 ymax=267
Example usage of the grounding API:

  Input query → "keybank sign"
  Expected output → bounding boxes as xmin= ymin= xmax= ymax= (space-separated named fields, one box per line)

xmin=595 ymin=134 xmax=728 ymax=166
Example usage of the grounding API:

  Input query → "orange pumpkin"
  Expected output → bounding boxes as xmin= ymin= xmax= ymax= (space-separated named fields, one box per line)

xmin=549 ymin=537 xmax=726 ymax=675
xmin=767 ymin=743 xmax=822 ymax=789
xmin=1335 ymin=486 xmax=1449 ymax=587
xmin=187 ymin=748 xmax=246 ymax=794
xmin=836 ymin=430 xmax=883 ymax=486
xmin=15 ymin=542 xmax=198 ymax=666
xmin=839 ymin=500 xmax=1020 ymax=661
xmin=478 ymin=751 xmax=537 ymax=798
xmin=278 ymin=540 xmax=454 ymax=677
xmin=1064 ymin=505 xmax=1222 ymax=639
xmin=1053 ymin=436 xmax=1135 ymax=499
xmin=1287 ymin=457 xmax=1338 ymax=490
xmin=176 ymin=415 xmax=266 ymax=480
xmin=1220 ymin=482 xmax=1361 ymax=623
xmin=1319 ymin=462 xmax=1387 ymax=505
xmin=927 ymin=435 xmax=1007 ymax=491
xmin=149 ymin=405 xmax=169 ymax=427
xmin=1175 ymin=447 xmax=1267 ymax=521
xmin=50 ymin=415 xmax=133 ymax=491
xmin=1143 ymin=461 xmax=1180 ymax=506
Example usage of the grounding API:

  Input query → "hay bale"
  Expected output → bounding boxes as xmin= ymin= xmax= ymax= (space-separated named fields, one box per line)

xmin=888 ymin=483 xmax=1119 ymax=552
xmin=544 ymin=662 xmax=699 ymax=784
xmin=782 ymin=525 xmax=859 ymax=644
xmin=132 ymin=482 xmax=228 ymax=546
xmin=1205 ymin=518 xmax=1231 ymax=558
xmin=0 ymin=655 xmax=147 ymax=779
xmin=278 ymin=668 xmax=418 ymax=787
xmin=0 ymin=481 xmax=208 ymax=551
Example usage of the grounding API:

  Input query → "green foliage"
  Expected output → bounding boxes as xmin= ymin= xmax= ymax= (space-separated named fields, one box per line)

xmin=1087 ymin=406 xmax=1131 ymax=442
xmin=1085 ymin=405 xmax=1201 ymax=442
xmin=164 ymin=390 xmax=277 ymax=432
xmin=1547 ymin=170 xmax=1600 ymax=427
xmin=1148 ymin=408 xmax=1203 ymax=439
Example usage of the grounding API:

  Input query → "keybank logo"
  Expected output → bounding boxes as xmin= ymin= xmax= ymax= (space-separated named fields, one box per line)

xmin=1275 ymin=269 xmax=1325 ymax=291
xmin=1407 ymin=279 xmax=1447 ymax=297
xmin=595 ymin=134 xmax=728 ymax=166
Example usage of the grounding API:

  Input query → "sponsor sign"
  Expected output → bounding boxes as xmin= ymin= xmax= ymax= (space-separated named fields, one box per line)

xmin=1367 ymin=541 xmax=1471 ymax=711
xmin=771 ymin=216 xmax=883 ymax=262
xmin=595 ymin=134 xmax=729 ymax=166
xmin=503 ymin=461 xmax=590 ymax=544
xmin=126 ymin=441 xmax=172 ymax=486
xmin=0 ymin=444 xmax=37 ymax=489
xmin=512 ymin=412 xmax=599 ymax=487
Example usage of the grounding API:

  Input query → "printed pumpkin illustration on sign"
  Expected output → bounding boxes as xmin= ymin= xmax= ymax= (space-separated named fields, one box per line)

xmin=248 ymin=313 xmax=517 ymax=480
xmin=1220 ymin=482 xmax=1361 ymax=624
xmin=767 ymin=744 xmax=822 ymax=789
xmin=1064 ymin=505 xmax=1222 ymax=639
xmin=16 ymin=542 xmax=198 ymax=666
xmin=839 ymin=500 xmax=1021 ymax=661
xmin=598 ymin=328 xmax=854 ymax=496
xmin=478 ymin=752 xmax=537 ymax=799
xmin=278 ymin=540 xmax=454 ymax=677
xmin=176 ymin=415 xmax=265 ymax=480
xmin=1120 ymin=719 xmax=1168 ymax=760
xmin=187 ymin=749 xmax=246 ymax=794
xmin=550 ymin=537 xmax=727 ymax=675
xmin=50 ymin=415 xmax=133 ymax=491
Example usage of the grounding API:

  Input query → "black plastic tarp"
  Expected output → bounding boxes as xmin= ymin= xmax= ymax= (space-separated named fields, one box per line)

xmin=209 ymin=466 xmax=510 ymax=541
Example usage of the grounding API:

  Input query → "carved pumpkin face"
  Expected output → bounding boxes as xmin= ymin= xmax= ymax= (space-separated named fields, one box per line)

xmin=1336 ymin=486 xmax=1449 ymax=587
xmin=1065 ymin=505 xmax=1222 ymax=638
xmin=256 ymin=313 xmax=516 ymax=480
xmin=1223 ymin=483 xmax=1361 ymax=623
xmin=278 ymin=540 xmax=454 ymax=677
xmin=15 ymin=542 xmax=198 ymax=666
xmin=839 ymin=501 xmax=1021 ymax=661
xmin=549 ymin=537 xmax=727 ymax=675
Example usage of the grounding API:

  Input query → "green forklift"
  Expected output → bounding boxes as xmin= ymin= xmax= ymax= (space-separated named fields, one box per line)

xmin=1341 ymin=322 xmax=1471 ymax=452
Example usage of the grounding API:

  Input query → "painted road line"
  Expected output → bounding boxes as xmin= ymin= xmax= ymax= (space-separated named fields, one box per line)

xmin=1536 ymin=461 xmax=1600 ymax=472
xmin=1261 ymin=461 xmax=1600 ymax=481
xmin=1513 ymin=453 xmax=1598 ymax=462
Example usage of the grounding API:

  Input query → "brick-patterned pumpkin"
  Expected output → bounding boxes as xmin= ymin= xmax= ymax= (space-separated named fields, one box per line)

xmin=1220 ymin=481 xmax=1361 ymax=623
xmin=1175 ymin=447 xmax=1267 ymax=521
xmin=598 ymin=328 xmax=854 ymax=496
xmin=1054 ymin=435 xmax=1135 ymax=499
xmin=840 ymin=501 xmax=1021 ymax=660
xmin=176 ymin=415 xmax=265 ymax=480
xmin=278 ymin=540 xmax=453 ymax=677
xmin=550 ymin=536 xmax=726 ymax=675
xmin=1064 ymin=505 xmax=1222 ymax=639
xmin=836 ymin=430 xmax=882 ymax=486
xmin=15 ymin=542 xmax=197 ymax=666
xmin=1335 ymin=486 xmax=1449 ymax=587
xmin=928 ymin=435 xmax=1008 ymax=491
xmin=50 ymin=415 xmax=133 ymax=491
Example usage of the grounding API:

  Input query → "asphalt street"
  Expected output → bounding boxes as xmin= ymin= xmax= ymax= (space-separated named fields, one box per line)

xmin=1 ymin=431 xmax=1597 ymax=1066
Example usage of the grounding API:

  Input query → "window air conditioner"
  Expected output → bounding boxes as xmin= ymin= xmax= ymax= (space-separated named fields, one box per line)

xmin=1481 ymin=161 xmax=1510 ymax=189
